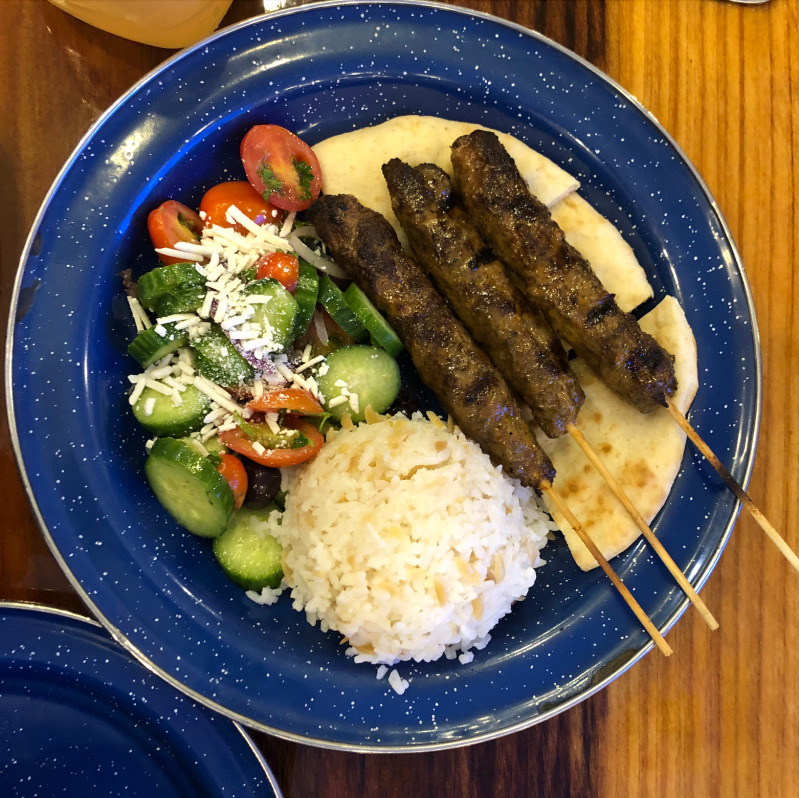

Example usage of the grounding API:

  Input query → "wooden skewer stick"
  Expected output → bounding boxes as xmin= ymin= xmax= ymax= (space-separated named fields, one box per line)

xmin=666 ymin=400 xmax=799 ymax=574
xmin=542 ymin=481 xmax=673 ymax=657
xmin=566 ymin=423 xmax=719 ymax=631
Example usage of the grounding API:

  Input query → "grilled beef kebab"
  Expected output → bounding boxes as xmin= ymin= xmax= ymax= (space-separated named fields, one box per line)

xmin=382 ymin=158 xmax=584 ymax=439
xmin=310 ymin=192 xmax=679 ymax=654
xmin=450 ymin=130 xmax=677 ymax=413
xmin=308 ymin=193 xmax=556 ymax=489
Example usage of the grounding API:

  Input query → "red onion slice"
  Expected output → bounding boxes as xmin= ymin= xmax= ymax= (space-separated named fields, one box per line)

xmin=313 ymin=309 xmax=329 ymax=345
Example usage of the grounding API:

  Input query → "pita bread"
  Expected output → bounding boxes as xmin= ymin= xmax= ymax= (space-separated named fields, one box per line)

xmin=313 ymin=115 xmax=579 ymax=251
xmin=549 ymin=193 xmax=654 ymax=313
xmin=314 ymin=115 xmax=653 ymax=313
xmin=537 ymin=296 xmax=698 ymax=571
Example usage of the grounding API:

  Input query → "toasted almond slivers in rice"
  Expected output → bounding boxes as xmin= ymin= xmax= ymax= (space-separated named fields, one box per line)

xmin=447 ymin=415 xmax=455 ymax=433
xmin=472 ymin=596 xmax=484 ymax=620
xmin=341 ymin=413 xmax=354 ymax=430
xmin=455 ymin=556 xmax=479 ymax=583
xmin=426 ymin=410 xmax=445 ymax=429
xmin=492 ymin=553 xmax=505 ymax=584
xmin=434 ymin=579 xmax=447 ymax=606
xmin=388 ymin=431 xmax=408 ymax=450
xmin=364 ymin=405 xmax=384 ymax=424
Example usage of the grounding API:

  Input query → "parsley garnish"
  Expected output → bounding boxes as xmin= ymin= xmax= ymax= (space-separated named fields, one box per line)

xmin=293 ymin=158 xmax=314 ymax=201
xmin=291 ymin=433 xmax=310 ymax=449
xmin=257 ymin=161 xmax=284 ymax=197
xmin=314 ymin=412 xmax=332 ymax=434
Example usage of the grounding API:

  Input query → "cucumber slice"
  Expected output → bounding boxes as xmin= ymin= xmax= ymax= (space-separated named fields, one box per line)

xmin=127 ymin=322 xmax=188 ymax=368
xmin=138 ymin=262 xmax=205 ymax=310
xmin=155 ymin=284 xmax=206 ymax=317
xmin=242 ymin=278 xmax=299 ymax=350
xmin=193 ymin=324 xmax=255 ymax=385
xmin=177 ymin=435 xmax=230 ymax=457
xmin=292 ymin=260 xmax=319 ymax=339
xmin=145 ymin=438 xmax=234 ymax=538
xmin=316 ymin=345 xmax=400 ymax=423
xmin=343 ymin=283 xmax=403 ymax=358
xmin=132 ymin=384 xmax=211 ymax=437
xmin=200 ymin=435 xmax=229 ymax=456
xmin=318 ymin=276 xmax=370 ymax=343
xmin=213 ymin=505 xmax=283 ymax=590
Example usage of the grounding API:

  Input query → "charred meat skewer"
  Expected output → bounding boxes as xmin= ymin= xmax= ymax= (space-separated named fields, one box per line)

xmin=450 ymin=130 xmax=677 ymax=413
xmin=309 ymin=193 xmax=675 ymax=655
xmin=308 ymin=193 xmax=556 ymax=489
xmin=385 ymin=159 xmax=717 ymax=631
xmin=382 ymin=158 xmax=584 ymax=439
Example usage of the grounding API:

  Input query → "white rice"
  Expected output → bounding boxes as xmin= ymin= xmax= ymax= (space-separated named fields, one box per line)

xmin=277 ymin=412 xmax=552 ymax=667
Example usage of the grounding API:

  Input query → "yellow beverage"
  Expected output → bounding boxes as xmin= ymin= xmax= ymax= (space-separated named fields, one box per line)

xmin=47 ymin=0 xmax=234 ymax=49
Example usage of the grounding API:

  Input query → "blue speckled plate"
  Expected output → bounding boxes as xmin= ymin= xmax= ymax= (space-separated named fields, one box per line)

xmin=7 ymin=2 xmax=760 ymax=750
xmin=0 ymin=603 xmax=281 ymax=797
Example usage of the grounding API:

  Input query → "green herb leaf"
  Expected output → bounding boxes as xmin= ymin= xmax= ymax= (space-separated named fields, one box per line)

xmin=257 ymin=161 xmax=284 ymax=196
xmin=234 ymin=412 xmax=259 ymax=440
xmin=291 ymin=431 xmax=311 ymax=449
xmin=293 ymin=158 xmax=314 ymax=201
xmin=314 ymin=412 xmax=332 ymax=433
xmin=206 ymin=453 xmax=223 ymax=468
xmin=238 ymin=266 xmax=257 ymax=283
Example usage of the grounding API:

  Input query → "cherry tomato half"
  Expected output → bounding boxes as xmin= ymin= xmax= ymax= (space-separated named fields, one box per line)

xmin=241 ymin=125 xmax=322 ymax=212
xmin=216 ymin=453 xmax=248 ymax=509
xmin=247 ymin=387 xmax=325 ymax=416
xmin=199 ymin=181 xmax=283 ymax=236
xmin=219 ymin=417 xmax=324 ymax=468
xmin=255 ymin=252 xmax=299 ymax=293
xmin=147 ymin=201 xmax=204 ymax=265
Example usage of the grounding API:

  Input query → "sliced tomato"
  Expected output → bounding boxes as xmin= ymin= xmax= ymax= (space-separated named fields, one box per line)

xmin=216 ymin=454 xmax=248 ymax=509
xmin=147 ymin=201 xmax=204 ymax=265
xmin=199 ymin=181 xmax=283 ymax=235
xmin=219 ymin=417 xmax=324 ymax=468
xmin=247 ymin=387 xmax=324 ymax=416
xmin=255 ymin=252 xmax=299 ymax=293
xmin=241 ymin=125 xmax=322 ymax=212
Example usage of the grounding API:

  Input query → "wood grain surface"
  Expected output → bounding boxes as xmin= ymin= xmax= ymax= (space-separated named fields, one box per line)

xmin=1 ymin=1 xmax=796 ymax=796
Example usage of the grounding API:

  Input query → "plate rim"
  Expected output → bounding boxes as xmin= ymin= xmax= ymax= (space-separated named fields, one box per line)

xmin=5 ymin=0 xmax=762 ymax=752
xmin=0 ymin=600 xmax=283 ymax=796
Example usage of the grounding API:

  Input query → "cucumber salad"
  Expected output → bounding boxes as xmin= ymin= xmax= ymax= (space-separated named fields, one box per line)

xmin=123 ymin=124 xmax=403 ymax=594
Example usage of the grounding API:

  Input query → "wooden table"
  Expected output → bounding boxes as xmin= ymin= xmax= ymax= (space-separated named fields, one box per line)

xmin=1 ymin=1 xmax=796 ymax=795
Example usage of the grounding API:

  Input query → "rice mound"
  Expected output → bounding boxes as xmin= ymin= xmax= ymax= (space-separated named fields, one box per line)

xmin=278 ymin=413 xmax=551 ymax=665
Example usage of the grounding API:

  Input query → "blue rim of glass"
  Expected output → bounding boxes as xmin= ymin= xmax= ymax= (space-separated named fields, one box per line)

xmin=5 ymin=0 xmax=761 ymax=751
